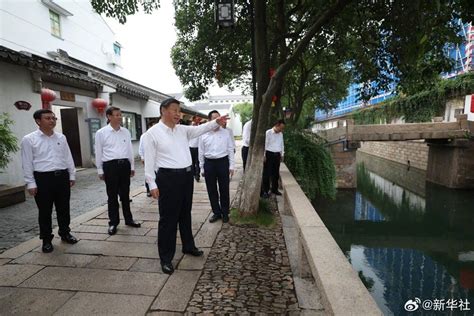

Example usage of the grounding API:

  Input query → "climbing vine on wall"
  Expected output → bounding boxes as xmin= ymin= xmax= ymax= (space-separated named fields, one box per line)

xmin=352 ymin=73 xmax=474 ymax=124
xmin=284 ymin=129 xmax=336 ymax=200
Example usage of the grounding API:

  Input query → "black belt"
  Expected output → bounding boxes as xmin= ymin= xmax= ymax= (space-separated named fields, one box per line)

xmin=265 ymin=151 xmax=281 ymax=156
xmin=159 ymin=166 xmax=192 ymax=173
xmin=34 ymin=169 xmax=68 ymax=176
xmin=104 ymin=159 xmax=129 ymax=164
xmin=205 ymin=156 xmax=228 ymax=161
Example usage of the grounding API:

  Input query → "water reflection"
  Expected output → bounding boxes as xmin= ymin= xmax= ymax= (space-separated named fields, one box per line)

xmin=314 ymin=153 xmax=474 ymax=315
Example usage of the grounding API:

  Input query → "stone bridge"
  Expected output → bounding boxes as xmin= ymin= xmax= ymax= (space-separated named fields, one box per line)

xmin=315 ymin=114 xmax=474 ymax=189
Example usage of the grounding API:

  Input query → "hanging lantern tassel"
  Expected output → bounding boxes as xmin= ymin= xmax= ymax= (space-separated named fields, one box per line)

xmin=271 ymin=95 xmax=277 ymax=107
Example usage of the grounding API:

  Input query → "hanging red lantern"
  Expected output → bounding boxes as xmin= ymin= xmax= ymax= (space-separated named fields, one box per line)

xmin=271 ymin=95 xmax=277 ymax=107
xmin=41 ymin=88 xmax=56 ymax=109
xmin=92 ymin=98 xmax=108 ymax=115
xmin=269 ymin=68 xmax=276 ymax=78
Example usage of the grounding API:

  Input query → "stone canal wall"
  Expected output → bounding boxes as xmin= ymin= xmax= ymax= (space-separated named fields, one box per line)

xmin=359 ymin=140 xmax=429 ymax=171
xmin=280 ymin=163 xmax=382 ymax=315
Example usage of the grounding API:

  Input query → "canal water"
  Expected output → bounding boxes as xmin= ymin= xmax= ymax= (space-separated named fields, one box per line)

xmin=314 ymin=152 xmax=474 ymax=315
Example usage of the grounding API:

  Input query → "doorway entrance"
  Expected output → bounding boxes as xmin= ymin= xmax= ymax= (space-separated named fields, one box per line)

xmin=52 ymin=105 xmax=82 ymax=167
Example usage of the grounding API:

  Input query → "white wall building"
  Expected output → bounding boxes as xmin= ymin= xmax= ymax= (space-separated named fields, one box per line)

xmin=0 ymin=0 xmax=199 ymax=187
xmin=188 ymin=94 xmax=253 ymax=137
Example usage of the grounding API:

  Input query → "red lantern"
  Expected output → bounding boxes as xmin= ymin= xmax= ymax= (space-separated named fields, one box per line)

xmin=41 ymin=88 xmax=56 ymax=109
xmin=269 ymin=68 xmax=276 ymax=78
xmin=271 ymin=95 xmax=277 ymax=107
xmin=471 ymin=95 xmax=474 ymax=113
xmin=92 ymin=98 xmax=108 ymax=115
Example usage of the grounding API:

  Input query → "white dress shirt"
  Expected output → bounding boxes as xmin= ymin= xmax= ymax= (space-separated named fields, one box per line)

xmin=225 ymin=127 xmax=236 ymax=148
xmin=95 ymin=125 xmax=134 ymax=175
xmin=189 ymin=136 xmax=199 ymax=148
xmin=138 ymin=132 xmax=146 ymax=160
xmin=21 ymin=130 xmax=76 ymax=189
xmin=242 ymin=119 xmax=252 ymax=147
xmin=265 ymin=128 xmax=284 ymax=155
xmin=143 ymin=120 xmax=219 ymax=190
xmin=198 ymin=127 xmax=235 ymax=173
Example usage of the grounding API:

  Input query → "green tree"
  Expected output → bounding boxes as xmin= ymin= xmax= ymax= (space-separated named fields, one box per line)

xmin=0 ymin=113 xmax=19 ymax=171
xmin=233 ymin=102 xmax=253 ymax=125
xmin=92 ymin=0 xmax=474 ymax=215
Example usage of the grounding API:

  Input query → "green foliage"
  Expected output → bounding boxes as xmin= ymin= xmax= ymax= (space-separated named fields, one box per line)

xmin=91 ymin=0 xmax=160 ymax=24
xmin=284 ymin=129 xmax=336 ymax=200
xmin=230 ymin=199 xmax=275 ymax=228
xmin=232 ymin=102 xmax=253 ymax=125
xmin=352 ymin=73 xmax=474 ymax=124
xmin=0 ymin=113 xmax=19 ymax=171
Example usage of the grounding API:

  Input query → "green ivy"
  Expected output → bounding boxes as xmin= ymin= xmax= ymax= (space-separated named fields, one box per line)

xmin=0 ymin=112 xmax=18 ymax=171
xmin=284 ymin=129 xmax=336 ymax=200
xmin=352 ymin=73 xmax=474 ymax=124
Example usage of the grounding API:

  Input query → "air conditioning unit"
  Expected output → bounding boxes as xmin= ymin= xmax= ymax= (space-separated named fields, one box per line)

xmin=106 ymin=52 xmax=121 ymax=66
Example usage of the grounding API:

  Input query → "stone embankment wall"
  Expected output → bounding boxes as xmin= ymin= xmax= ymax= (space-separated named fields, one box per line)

xmin=359 ymin=140 xmax=429 ymax=171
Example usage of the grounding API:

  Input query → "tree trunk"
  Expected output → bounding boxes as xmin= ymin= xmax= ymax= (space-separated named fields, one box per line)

xmin=236 ymin=0 xmax=351 ymax=215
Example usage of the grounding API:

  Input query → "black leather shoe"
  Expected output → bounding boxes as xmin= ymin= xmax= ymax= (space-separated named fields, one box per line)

xmin=222 ymin=215 xmax=229 ymax=223
xmin=60 ymin=233 xmax=78 ymax=244
xmin=272 ymin=190 xmax=282 ymax=196
xmin=209 ymin=214 xmax=221 ymax=223
xmin=108 ymin=225 xmax=117 ymax=235
xmin=161 ymin=262 xmax=174 ymax=275
xmin=183 ymin=248 xmax=204 ymax=257
xmin=42 ymin=241 xmax=54 ymax=253
xmin=126 ymin=221 xmax=141 ymax=228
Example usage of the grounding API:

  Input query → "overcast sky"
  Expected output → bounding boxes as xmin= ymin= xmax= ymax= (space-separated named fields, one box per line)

xmin=104 ymin=1 xmax=236 ymax=97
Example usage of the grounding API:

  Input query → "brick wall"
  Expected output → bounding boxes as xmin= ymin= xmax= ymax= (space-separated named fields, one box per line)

xmin=359 ymin=140 xmax=429 ymax=171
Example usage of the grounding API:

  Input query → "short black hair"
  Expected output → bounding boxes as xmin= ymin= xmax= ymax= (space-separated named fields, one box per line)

xmin=274 ymin=119 xmax=286 ymax=126
xmin=208 ymin=110 xmax=220 ymax=120
xmin=160 ymin=98 xmax=180 ymax=114
xmin=106 ymin=106 xmax=121 ymax=116
xmin=33 ymin=109 xmax=53 ymax=120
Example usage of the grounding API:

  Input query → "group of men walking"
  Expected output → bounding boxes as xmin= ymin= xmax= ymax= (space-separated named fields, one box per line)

xmin=20 ymin=98 xmax=284 ymax=275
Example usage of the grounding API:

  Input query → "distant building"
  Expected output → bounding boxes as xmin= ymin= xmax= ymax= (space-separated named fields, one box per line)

xmin=172 ymin=93 xmax=253 ymax=137
xmin=314 ymin=21 xmax=474 ymax=127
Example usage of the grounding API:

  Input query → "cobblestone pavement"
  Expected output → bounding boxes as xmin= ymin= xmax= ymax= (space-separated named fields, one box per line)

xmin=187 ymin=198 xmax=300 ymax=314
xmin=0 ymin=163 xmax=146 ymax=252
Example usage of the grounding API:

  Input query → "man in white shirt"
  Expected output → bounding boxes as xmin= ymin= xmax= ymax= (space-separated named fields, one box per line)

xmin=139 ymin=121 xmax=155 ymax=197
xmin=143 ymin=98 xmax=228 ymax=275
xmin=262 ymin=119 xmax=286 ymax=198
xmin=199 ymin=110 xmax=235 ymax=224
xmin=188 ymin=116 xmax=201 ymax=182
xmin=95 ymin=106 xmax=140 ymax=236
xmin=21 ymin=109 xmax=78 ymax=253
xmin=241 ymin=119 xmax=252 ymax=170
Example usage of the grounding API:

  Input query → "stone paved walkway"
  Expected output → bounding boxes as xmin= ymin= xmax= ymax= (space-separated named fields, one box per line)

xmin=0 ymin=145 xmax=321 ymax=315
xmin=187 ymin=211 xmax=299 ymax=314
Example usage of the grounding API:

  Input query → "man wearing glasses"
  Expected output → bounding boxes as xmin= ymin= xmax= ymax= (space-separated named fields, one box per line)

xmin=21 ymin=109 xmax=78 ymax=253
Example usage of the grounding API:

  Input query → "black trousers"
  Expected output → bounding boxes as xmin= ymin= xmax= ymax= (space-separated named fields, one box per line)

xmin=262 ymin=151 xmax=281 ymax=193
xmin=103 ymin=159 xmax=134 ymax=226
xmin=157 ymin=166 xmax=196 ymax=264
xmin=242 ymin=146 xmax=249 ymax=171
xmin=204 ymin=156 xmax=230 ymax=216
xmin=190 ymin=147 xmax=200 ymax=179
xmin=33 ymin=170 xmax=71 ymax=240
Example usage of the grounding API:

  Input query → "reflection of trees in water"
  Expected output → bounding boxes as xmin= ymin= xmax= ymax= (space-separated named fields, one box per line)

xmin=358 ymin=270 xmax=375 ymax=292
xmin=357 ymin=163 xmax=425 ymax=223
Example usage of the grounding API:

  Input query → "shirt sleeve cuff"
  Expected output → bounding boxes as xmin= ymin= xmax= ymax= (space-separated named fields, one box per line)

xmin=148 ymin=182 xmax=157 ymax=190
xmin=26 ymin=182 xmax=37 ymax=189
xmin=98 ymin=169 xmax=104 ymax=175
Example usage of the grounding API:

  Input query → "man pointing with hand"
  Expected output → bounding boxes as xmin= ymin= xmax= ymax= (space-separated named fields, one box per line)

xmin=143 ymin=98 xmax=229 ymax=275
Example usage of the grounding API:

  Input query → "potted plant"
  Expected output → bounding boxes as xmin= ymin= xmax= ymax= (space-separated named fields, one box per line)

xmin=0 ymin=113 xmax=24 ymax=208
